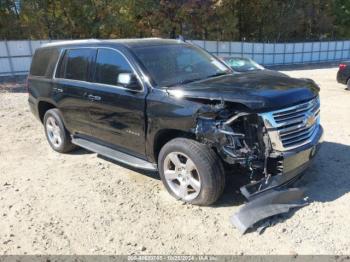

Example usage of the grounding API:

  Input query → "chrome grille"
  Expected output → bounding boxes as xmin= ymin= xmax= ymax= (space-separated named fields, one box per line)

xmin=260 ymin=97 xmax=320 ymax=151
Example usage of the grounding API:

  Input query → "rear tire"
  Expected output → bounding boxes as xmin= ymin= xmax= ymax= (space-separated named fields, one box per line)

xmin=346 ymin=78 xmax=350 ymax=90
xmin=158 ymin=138 xmax=225 ymax=206
xmin=43 ymin=108 xmax=76 ymax=153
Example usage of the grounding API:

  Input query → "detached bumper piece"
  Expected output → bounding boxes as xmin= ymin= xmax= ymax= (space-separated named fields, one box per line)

xmin=231 ymin=187 xmax=308 ymax=234
xmin=230 ymin=127 xmax=322 ymax=234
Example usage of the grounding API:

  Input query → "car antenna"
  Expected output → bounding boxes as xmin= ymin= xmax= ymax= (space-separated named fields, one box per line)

xmin=177 ymin=35 xmax=185 ymax=42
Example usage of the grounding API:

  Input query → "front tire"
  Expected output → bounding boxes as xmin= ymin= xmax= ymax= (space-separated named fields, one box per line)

xmin=158 ymin=138 xmax=225 ymax=206
xmin=43 ymin=108 xmax=76 ymax=153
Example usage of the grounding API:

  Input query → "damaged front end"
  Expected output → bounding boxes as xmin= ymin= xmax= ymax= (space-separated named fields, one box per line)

xmin=194 ymin=97 xmax=323 ymax=233
xmin=194 ymin=96 xmax=322 ymax=200
xmin=194 ymin=103 xmax=278 ymax=199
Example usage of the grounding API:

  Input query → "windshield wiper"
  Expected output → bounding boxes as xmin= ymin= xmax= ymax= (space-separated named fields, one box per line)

xmin=179 ymin=78 xmax=204 ymax=85
xmin=167 ymin=77 xmax=204 ymax=87
xmin=206 ymin=72 xmax=230 ymax=78
xmin=167 ymin=72 xmax=229 ymax=87
xmin=179 ymin=72 xmax=229 ymax=85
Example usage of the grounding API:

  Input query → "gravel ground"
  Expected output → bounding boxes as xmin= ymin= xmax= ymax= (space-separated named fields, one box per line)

xmin=0 ymin=67 xmax=350 ymax=255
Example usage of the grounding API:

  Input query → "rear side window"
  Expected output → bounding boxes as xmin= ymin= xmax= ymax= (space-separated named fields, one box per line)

xmin=56 ymin=48 xmax=95 ymax=81
xmin=94 ymin=49 xmax=133 ymax=86
xmin=30 ymin=48 xmax=59 ymax=78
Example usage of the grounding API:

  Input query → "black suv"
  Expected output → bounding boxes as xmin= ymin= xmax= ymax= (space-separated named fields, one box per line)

xmin=28 ymin=39 xmax=323 ymax=206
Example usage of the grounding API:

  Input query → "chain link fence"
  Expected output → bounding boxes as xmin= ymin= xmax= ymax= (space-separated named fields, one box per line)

xmin=1 ymin=39 xmax=350 ymax=76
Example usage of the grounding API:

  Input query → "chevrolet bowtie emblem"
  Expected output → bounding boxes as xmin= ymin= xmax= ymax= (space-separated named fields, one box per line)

xmin=306 ymin=114 xmax=316 ymax=127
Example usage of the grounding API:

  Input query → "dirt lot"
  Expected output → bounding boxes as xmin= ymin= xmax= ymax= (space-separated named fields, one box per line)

xmin=0 ymin=67 xmax=350 ymax=255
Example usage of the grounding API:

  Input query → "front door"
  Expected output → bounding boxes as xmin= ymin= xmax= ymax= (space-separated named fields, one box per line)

xmin=87 ymin=48 xmax=147 ymax=157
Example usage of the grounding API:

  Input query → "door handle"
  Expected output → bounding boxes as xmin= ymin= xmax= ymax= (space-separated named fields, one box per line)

xmin=88 ymin=94 xmax=101 ymax=101
xmin=53 ymin=87 xmax=63 ymax=93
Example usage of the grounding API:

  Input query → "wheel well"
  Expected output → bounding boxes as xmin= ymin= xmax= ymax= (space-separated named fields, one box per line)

xmin=153 ymin=129 xmax=195 ymax=161
xmin=38 ymin=101 xmax=56 ymax=123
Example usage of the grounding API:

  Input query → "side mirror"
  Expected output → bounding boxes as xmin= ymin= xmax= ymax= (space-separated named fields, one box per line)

xmin=118 ymin=73 xmax=141 ymax=91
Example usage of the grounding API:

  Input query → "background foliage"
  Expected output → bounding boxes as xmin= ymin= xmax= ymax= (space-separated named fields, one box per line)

xmin=0 ymin=0 xmax=349 ymax=41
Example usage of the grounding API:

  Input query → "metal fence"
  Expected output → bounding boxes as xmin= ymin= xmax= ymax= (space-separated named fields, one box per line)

xmin=1 ymin=39 xmax=350 ymax=76
xmin=0 ymin=40 xmax=62 ymax=76
xmin=188 ymin=40 xmax=350 ymax=66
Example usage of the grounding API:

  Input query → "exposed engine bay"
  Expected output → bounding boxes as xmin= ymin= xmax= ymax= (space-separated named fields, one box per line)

xmin=194 ymin=102 xmax=283 ymax=199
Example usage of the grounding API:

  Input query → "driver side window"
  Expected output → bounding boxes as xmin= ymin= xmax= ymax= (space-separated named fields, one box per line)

xmin=94 ymin=49 xmax=133 ymax=87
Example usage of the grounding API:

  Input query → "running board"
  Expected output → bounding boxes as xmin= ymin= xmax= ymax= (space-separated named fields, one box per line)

xmin=72 ymin=137 xmax=157 ymax=171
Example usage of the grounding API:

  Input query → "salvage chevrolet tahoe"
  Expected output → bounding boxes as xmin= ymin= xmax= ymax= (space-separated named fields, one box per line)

xmin=28 ymin=39 xmax=323 ymax=206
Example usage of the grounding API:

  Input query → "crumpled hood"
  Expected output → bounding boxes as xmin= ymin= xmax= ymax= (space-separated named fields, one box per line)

xmin=167 ymin=70 xmax=320 ymax=112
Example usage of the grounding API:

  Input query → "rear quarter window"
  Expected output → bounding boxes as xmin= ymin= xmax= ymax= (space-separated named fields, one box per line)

xmin=30 ymin=48 xmax=59 ymax=78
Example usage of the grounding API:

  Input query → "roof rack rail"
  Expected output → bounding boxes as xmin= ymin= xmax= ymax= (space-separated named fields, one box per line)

xmin=41 ymin=39 xmax=101 ymax=48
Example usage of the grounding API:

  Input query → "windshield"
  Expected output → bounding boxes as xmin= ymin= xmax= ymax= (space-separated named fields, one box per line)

xmin=133 ymin=44 xmax=231 ymax=87
xmin=222 ymin=57 xmax=264 ymax=72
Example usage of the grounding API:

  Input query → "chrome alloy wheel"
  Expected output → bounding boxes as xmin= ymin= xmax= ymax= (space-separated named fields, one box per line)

xmin=46 ymin=116 xmax=62 ymax=148
xmin=163 ymin=152 xmax=201 ymax=201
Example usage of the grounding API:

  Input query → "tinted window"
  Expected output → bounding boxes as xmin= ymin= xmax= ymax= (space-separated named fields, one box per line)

xmin=56 ymin=50 xmax=68 ymax=78
xmin=61 ymin=49 xmax=95 ymax=81
xmin=94 ymin=49 xmax=133 ymax=86
xmin=30 ymin=48 xmax=59 ymax=78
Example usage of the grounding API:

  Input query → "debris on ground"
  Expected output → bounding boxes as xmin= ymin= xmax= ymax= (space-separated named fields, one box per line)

xmin=231 ymin=188 xmax=309 ymax=234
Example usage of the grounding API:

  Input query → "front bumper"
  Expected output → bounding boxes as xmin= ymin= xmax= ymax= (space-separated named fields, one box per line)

xmin=241 ymin=125 xmax=323 ymax=200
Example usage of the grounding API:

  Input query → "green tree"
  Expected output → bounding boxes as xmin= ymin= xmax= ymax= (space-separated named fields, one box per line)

xmin=334 ymin=0 xmax=350 ymax=38
xmin=0 ymin=0 xmax=348 ymax=41
xmin=0 ymin=0 xmax=24 ymax=39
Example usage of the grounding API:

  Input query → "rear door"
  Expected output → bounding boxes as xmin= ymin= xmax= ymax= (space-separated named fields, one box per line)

xmin=54 ymin=48 xmax=96 ymax=136
xmin=87 ymin=48 xmax=147 ymax=157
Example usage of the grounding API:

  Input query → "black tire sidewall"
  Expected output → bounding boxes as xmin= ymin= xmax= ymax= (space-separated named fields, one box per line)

xmin=158 ymin=138 xmax=224 ymax=205
xmin=43 ymin=109 xmax=72 ymax=153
